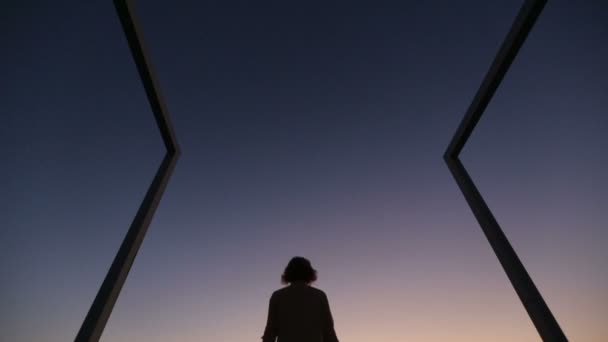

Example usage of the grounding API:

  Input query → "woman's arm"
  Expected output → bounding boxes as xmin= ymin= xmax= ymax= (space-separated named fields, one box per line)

xmin=262 ymin=293 xmax=278 ymax=342
xmin=322 ymin=292 xmax=339 ymax=342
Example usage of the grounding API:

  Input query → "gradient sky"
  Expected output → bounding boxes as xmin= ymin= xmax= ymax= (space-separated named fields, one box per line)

xmin=2 ymin=1 xmax=607 ymax=341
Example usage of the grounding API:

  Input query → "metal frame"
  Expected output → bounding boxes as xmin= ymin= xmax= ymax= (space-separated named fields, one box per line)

xmin=74 ymin=0 xmax=180 ymax=340
xmin=74 ymin=0 xmax=570 ymax=340
xmin=444 ymin=0 xmax=568 ymax=340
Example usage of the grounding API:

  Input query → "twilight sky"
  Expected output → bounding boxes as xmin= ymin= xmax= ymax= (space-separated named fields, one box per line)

xmin=1 ymin=1 xmax=607 ymax=341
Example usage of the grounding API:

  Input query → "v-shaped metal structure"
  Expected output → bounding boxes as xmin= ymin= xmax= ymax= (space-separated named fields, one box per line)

xmin=444 ymin=0 xmax=568 ymax=341
xmin=75 ymin=0 xmax=569 ymax=341
xmin=74 ymin=0 xmax=180 ymax=341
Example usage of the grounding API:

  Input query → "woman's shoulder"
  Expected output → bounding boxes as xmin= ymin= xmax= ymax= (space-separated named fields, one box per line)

xmin=309 ymin=286 xmax=326 ymax=296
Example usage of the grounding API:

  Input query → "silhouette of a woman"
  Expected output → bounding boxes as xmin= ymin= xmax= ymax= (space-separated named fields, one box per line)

xmin=262 ymin=256 xmax=340 ymax=342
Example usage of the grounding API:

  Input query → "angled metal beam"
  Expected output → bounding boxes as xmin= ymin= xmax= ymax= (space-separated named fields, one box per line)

xmin=74 ymin=0 xmax=180 ymax=341
xmin=444 ymin=0 xmax=567 ymax=341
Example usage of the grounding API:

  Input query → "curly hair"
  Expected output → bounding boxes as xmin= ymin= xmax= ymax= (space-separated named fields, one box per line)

xmin=281 ymin=256 xmax=318 ymax=284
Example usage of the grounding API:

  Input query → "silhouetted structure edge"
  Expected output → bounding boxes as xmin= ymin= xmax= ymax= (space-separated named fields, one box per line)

xmin=74 ymin=1 xmax=180 ymax=341
xmin=444 ymin=0 xmax=567 ymax=341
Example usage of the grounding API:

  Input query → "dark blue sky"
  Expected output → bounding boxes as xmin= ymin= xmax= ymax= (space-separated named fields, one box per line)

xmin=2 ymin=1 xmax=607 ymax=341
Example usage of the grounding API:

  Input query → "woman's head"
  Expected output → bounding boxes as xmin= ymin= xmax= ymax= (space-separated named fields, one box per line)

xmin=281 ymin=256 xmax=318 ymax=285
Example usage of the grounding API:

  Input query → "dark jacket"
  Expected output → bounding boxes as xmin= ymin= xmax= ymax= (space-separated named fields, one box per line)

xmin=262 ymin=282 xmax=339 ymax=342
